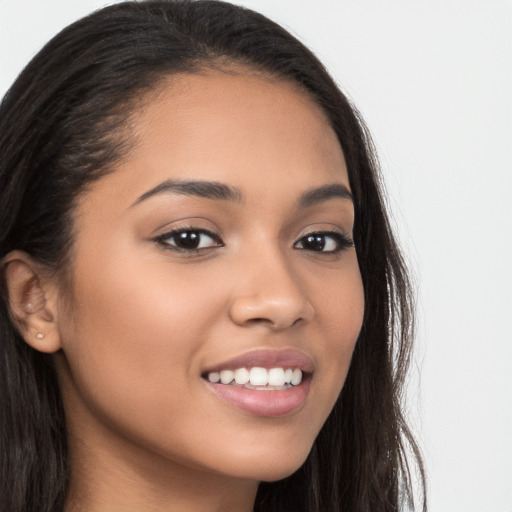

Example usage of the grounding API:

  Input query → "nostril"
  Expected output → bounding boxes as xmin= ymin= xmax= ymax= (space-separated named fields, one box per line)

xmin=246 ymin=317 xmax=269 ymax=325
xmin=238 ymin=315 xmax=306 ymax=330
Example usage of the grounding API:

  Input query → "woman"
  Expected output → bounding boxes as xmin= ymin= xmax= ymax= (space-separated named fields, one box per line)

xmin=0 ymin=1 xmax=425 ymax=511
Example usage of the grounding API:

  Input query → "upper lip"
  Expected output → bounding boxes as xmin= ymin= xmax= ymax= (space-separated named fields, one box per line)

xmin=202 ymin=349 xmax=315 ymax=374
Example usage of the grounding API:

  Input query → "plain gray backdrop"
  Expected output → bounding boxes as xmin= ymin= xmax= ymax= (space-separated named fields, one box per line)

xmin=1 ymin=1 xmax=511 ymax=511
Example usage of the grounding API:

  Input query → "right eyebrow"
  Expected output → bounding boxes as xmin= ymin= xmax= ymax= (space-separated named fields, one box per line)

xmin=131 ymin=179 xmax=244 ymax=207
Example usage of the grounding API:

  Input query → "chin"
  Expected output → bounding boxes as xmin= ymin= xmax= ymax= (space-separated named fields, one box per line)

xmin=257 ymin=461 xmax=307 ymax=483
xmin=215 ymin=439 xmax=314 ymax=483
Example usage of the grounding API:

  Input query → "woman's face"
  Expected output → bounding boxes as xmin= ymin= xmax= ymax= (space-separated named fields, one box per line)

xmin=54 ymin=70 xmax=364 ymax=483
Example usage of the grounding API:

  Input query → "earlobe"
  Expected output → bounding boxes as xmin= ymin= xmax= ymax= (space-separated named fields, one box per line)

xmin=2 ymin=250 xmax=62 ymax=353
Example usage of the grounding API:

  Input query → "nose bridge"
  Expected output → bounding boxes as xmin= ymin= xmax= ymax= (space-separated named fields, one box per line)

xmin=229 ymin=243 xmax=314 ymax=329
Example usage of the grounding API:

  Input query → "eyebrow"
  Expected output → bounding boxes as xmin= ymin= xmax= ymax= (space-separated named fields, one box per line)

xmin=132 ymin=179 xmax=244 ymax=206
xmin=132 ymin=179 xmax=353 ymax=207
xmin=297 ymin=183 xmax=353 ymax=207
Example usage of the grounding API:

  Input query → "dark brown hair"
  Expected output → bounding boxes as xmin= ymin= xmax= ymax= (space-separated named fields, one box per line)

xmin=0 ymin=1 xmax=426 ymax=511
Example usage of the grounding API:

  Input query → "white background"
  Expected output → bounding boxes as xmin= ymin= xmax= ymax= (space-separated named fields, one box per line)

xmin=1 ymin=1 xmax=510 ymax=510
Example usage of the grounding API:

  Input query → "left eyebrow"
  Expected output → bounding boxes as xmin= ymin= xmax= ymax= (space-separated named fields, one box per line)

xmin=297 ymin=183 xmax=353 ymax=208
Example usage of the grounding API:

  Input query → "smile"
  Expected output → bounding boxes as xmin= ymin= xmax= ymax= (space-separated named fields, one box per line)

xmin=202 ymin=350 xmax=313 ymax=417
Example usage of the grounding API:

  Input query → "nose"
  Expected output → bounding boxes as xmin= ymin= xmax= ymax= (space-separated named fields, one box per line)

xmin=228 ymin=251 xmax=315 ymax=330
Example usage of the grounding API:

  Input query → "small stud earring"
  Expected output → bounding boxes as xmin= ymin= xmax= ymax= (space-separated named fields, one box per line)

xmin=35 ymin=333 xmax=45 ymax=339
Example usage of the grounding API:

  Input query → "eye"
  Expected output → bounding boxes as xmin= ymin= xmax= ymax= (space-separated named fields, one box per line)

xmin=155 ymin=228 xmax=223 ymax=252
xmin=294 ymin=231 xmax=353 ymax=253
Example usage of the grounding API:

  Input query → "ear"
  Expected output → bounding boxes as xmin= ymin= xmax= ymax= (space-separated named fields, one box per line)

xmin=2 ymin=250 xmax=62 ymax=353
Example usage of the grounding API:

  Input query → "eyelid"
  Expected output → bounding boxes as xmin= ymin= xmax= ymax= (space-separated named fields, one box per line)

xmin=149 ymin=216 xmax=221 ymax=237
xmin=297 ymin=225 xmax=352 ymax=242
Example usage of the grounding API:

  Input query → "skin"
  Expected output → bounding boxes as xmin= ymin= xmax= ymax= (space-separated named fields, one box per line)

xmin=5 ymin=70 xmax=364 ymax=511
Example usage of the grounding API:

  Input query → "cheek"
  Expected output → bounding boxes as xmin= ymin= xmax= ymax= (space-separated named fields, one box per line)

xmin=327 ymin=274 xmax=364 ymax=356
xmin=57 ymin=250 xmax=222 ymax=431
xmin=311 ymin=258 xmax=364 ymax=404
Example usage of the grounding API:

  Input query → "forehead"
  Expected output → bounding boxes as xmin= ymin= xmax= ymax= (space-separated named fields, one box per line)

xmin=78 ymin=70 xmax=349 ymax=214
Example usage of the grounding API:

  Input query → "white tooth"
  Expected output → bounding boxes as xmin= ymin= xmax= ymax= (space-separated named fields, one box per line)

xmin=208 ymin=372 xmax=220 ymax=383
xmin=268 ymin=368 xmax=286 ymax=386
xmin=284 ymin=369 xmax=293 ymax=384
xmin=234 ymin=368 xmax=250 ymax=385
xmin=290 ymin=369 xmax=303 ymax=386
xmin=249 ymin=367 xmax=268 ymax=386
xmin=220 ymin=370 xmax=234 ymax=385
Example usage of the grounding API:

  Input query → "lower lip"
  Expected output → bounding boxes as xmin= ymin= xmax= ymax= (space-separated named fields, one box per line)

xmin=204 ymin=378 xmax=311 ymax=417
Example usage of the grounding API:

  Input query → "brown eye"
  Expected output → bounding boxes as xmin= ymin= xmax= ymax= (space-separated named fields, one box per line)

xmin=156 ymin=229 xmax=223 ymax=251
xmin=294 ymin=232 xmax=353 ymax=253
xmin=301 ymin=234 xmax=328 ymax=251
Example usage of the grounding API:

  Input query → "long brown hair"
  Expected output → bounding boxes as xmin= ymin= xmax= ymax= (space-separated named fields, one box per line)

xmin=0 ymin=2 xmax=426 ymax=510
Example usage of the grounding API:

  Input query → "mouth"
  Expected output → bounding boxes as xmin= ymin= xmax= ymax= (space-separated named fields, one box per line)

xmin=201 ymin=349 xmax=313 ymax=417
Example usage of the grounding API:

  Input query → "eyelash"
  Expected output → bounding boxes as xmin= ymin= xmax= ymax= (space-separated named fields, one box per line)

xmin=154 ymin=226 xmax=353 ymax=254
